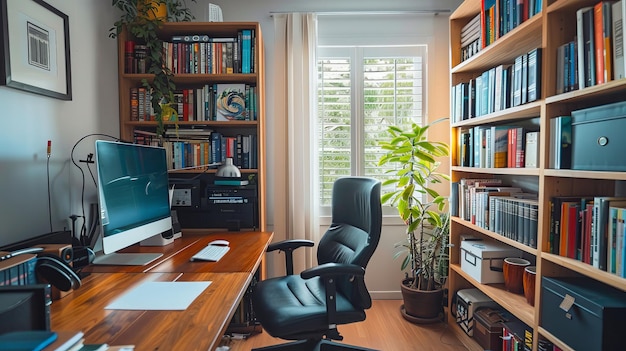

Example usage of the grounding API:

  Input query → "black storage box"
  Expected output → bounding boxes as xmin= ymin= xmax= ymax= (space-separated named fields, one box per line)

xmin=571 ymin=100 xmax=626 ymax=171
xmin=540 ymin=277 xmax=626 ymax=351
xmin=473 ymin=307 xmax=504 ymax=351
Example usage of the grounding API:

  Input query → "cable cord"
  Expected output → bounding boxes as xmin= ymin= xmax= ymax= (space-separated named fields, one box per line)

xmin=47 ymin=153 xmax=53 ymax=232
xmin=70 ymin=133 xmax=119 ymax=243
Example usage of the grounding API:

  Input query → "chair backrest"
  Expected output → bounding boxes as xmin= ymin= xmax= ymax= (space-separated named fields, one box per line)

xmin=317 ymin=177 xmax=382 ymax=309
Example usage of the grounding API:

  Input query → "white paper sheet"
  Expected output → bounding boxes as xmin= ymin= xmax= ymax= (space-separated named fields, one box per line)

xmin=105 ymin=281 xmax=212 ymax=310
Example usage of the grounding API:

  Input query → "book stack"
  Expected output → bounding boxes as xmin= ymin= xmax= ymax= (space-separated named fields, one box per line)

xmin=548 ymin=195 xmax=626 ymax=277
xmin=162 ymin=29 xmax=255 ymax=75
xmin=461 ymin=14 xmax=481 ymax=62
xmin=450 ymin=48 xmax=542 ymax=123
xmin=571 ymin=1 xmax=626 ymax=90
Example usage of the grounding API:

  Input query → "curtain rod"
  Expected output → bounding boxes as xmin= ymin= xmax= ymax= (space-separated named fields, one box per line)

xmin=269 ymin=10 xmax=451 ymax=16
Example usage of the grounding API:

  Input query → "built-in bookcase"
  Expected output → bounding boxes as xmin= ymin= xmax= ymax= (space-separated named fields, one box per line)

xmin=449 ymin=1 xmax=626 ymax=350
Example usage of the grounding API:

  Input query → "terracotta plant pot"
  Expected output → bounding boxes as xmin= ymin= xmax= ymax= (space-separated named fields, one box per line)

xmin=400 ymin=279 xmax=444 ymax=324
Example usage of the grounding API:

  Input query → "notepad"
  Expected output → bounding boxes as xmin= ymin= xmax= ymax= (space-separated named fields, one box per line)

xmin=105 ymin=281 xmax=211 ymax=310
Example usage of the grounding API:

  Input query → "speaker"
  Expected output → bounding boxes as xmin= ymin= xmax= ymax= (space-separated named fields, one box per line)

xmin=35 ymin=248 xmax=81 ymax=300
xmin=36 ymin=244 xmax=73 ymax=265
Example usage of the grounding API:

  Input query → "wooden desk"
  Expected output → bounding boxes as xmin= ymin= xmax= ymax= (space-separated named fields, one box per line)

xmin=51 ymin=231 xmax=273 ymax=351
xmin=50 ymin=272 xmax=249 ymax=351
xmin=149 ymin=231 xmax=273 ymax=274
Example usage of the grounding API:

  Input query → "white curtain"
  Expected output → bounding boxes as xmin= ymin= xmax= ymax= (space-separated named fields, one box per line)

xmin=272 ymin=13 xmax=320 ymax=274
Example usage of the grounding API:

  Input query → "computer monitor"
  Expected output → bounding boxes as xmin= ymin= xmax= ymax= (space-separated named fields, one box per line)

xmin=93 ymin=140 xmax=171 ymax=266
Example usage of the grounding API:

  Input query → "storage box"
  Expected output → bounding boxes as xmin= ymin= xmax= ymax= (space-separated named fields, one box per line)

xmin=455 ymin=288 xmax=498 ymax=336
xmin=571 ymin=100 xmax=626 ymax=171
xmin=473 ymin=307 xmax=504 ymax=351
xmin=460 ymin=240 xmax=520 ymax=283
xmin=541 ymin=277 xmax=626 ymax=351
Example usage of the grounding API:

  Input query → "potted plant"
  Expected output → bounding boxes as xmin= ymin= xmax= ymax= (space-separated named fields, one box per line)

xmin=378 ymin=118 xmax=451 ymax=323
xmin=109 ymin=0 xmax=195 ymax=138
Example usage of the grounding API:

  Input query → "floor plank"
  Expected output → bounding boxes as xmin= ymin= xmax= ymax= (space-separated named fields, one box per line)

xmin=222 ymin=300 xmax=469 ymax=351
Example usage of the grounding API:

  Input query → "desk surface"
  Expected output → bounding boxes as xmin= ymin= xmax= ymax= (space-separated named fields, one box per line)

xmin=85 ymin=231 xmax=273 ymax=275
xmin=51 ymin=231 xmax=273 ymax=351
xmin=51 ymin=272 xmax=249 ymax=351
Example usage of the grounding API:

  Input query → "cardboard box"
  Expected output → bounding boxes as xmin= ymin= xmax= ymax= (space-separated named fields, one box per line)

xmin=460 ymin=240 xmax=520 ymax=283
xmin=541 ymin=277 xmax=626 ymax=351
xmin=455 ymin=288 xmax=498 ymax=336
xmin=571 ymin=100 xmax=626 ymax=171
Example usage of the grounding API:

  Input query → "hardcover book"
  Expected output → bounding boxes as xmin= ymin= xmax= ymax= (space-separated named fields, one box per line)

xmin=215 ymin=84 xmax=247 ymax=121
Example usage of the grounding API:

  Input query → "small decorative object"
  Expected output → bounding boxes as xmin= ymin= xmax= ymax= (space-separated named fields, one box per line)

xmin=502 ymin=257 xmax=531 ymax=294
xmin=523 ymin=266 xmax=537 ymax=306
xmin=0 ymin=0 xmax=72 ymax=100
xmin=216 ymin=158 xmax=241 ymax=178
xmin=205 ymin=3 xmax=223 ymax=22
xmin=216 ymin=84 xmax=247 ymax=120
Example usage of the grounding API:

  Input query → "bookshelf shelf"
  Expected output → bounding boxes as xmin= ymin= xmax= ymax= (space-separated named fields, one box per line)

xmin=449 ymin=1 xmax=626 ymax=350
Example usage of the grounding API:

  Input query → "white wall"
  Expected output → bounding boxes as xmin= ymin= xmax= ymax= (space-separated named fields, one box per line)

xmin=0 ymin=0 xmax=118 ymax=247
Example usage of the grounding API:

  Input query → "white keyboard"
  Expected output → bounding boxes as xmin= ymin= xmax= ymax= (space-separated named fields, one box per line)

xmin=190 ymin=244 xmax=230 ymax=262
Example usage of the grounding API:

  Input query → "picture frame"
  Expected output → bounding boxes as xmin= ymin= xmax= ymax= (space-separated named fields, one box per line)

xmin=0 ymin=0 xmax=71 ymax=100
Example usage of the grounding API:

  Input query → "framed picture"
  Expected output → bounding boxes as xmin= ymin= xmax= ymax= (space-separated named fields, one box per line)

xmin=0 ymin=0 xmax=71 ymax=100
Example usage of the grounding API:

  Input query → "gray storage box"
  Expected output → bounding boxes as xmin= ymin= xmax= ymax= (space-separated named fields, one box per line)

xmin=571 ymin=100 xmax=626 ymax=171
xmin=541 ymin=276 xmax=626 ymax=351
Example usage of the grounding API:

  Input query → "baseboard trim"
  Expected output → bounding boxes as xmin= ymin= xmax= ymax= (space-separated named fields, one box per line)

xmin=370 ymin=291 xmax=401 ymax=300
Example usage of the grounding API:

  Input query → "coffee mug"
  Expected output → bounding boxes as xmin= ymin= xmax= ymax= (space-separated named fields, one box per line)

xmin=503 ymin=257 xmax=530 ymax=294
xmin=523 ymin=266 xmax=537 ymax=306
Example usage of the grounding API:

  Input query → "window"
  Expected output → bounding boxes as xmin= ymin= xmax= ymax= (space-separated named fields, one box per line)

xmin=317 ymin=45 xmax=427 ymax=208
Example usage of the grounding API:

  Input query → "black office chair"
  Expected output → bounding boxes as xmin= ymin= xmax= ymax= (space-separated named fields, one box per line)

xmin=252 ymin=177 xmax=382 ymax=351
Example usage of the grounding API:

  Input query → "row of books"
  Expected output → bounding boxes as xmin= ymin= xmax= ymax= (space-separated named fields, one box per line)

xmin=451 ymin=48 xmax=541 ymax=123
xmin=130 ymin=83 xmax=258 ymax=122
xmin=164 ymin=29 xmax=255 ymax=75
xmin=123 ymin=41 xmax=148 ymax=74
xmin=461 ymin=14 xmax=481 ymax=62
xmin=452 ymin=178 xmax=538 ymax=249
xmin=480 ymin=0 xmax=542 ymax=49
xmin=134 ymin=130 xmax=258 ymax=171
xmin=569 ymin=1 xmax=626 ymax=91
xmin=0 ymin=254 xmax=37 ymax=287
xmin=549 ymin=195 xmax=626 ymax=277
xmin=457 ymin=124 xmax=539 ymax=169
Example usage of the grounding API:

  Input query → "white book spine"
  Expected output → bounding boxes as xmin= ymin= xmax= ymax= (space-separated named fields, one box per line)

xmin=613 ymin=0 xmax=626 ymax=79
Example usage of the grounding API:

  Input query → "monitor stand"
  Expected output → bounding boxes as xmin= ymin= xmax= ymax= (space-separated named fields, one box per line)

xmin=92 ymin=252 xmax=163 ymax=266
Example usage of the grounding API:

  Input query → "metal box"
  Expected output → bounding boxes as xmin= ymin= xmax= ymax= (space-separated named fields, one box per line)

xmin=540 ymin=277 xmax=626 ymax=351
xmin=571 ymin=100 xmax=626 ymax=171
xmin=455 ymin=288 xmax=498 ymax=336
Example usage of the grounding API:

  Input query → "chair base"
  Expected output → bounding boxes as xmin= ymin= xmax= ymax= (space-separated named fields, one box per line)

xmin=251 ymin=339 xmax=379 ymax=351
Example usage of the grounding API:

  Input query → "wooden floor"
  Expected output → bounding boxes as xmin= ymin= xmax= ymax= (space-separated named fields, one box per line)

xmin=222 ymin=300 xmax=469 ymax=351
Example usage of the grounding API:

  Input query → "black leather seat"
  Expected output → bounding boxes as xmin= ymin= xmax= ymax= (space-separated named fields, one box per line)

xmin=252 ymin=177 xmax=382 ymax=351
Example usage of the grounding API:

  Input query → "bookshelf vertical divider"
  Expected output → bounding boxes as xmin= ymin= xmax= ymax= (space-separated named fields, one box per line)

xmin=448 ymin=1 xmax=626 ymax=351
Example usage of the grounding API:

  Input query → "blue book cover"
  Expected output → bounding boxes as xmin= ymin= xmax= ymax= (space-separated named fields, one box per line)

xmin=0 ymin=331 xmax=57 ymax=351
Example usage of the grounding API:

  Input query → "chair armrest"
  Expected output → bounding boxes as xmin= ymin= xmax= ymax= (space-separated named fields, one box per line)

xmin=300 ymin=262 xmax=365 ymax=280
xmin=267 ymin=239 xmax=314 ymax=253
xmin=267 ymin=239 xmax=314 ymax=275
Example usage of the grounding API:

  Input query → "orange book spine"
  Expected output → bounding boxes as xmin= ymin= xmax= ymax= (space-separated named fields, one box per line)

xmin=594 ymin=3 xmax=605 ymax=84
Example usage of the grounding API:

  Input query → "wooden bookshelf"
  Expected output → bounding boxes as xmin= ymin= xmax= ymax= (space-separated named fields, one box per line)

xmin=116 ymin=22 xmax=266 ymax=232
xmin=449 ymin=1 xmax=626 ymax=350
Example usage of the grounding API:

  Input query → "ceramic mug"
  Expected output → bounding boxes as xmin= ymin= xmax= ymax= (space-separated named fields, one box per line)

xmin=523 ymin=266 xmax=537 ymax=306
xmin=503 ymin=257 xmax=531 ymax=294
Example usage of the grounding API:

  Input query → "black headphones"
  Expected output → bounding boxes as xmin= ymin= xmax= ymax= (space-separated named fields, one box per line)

xmin=36 ymin=253 xmax=82 ymax=292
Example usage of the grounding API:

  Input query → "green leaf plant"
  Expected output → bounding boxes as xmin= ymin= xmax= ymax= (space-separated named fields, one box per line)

xmin=378 ymin=118 xmax=451 ymax=291
xmin=109 ymin=0 xmax=195 ymax=138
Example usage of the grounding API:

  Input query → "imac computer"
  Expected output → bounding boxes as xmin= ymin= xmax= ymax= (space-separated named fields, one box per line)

xmin=92 ymin=140 xmax=172 ymax=266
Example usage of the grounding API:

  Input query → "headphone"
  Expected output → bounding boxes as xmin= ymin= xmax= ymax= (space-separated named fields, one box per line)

xmin=36 ymin=253 xmax=82 ymax=292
